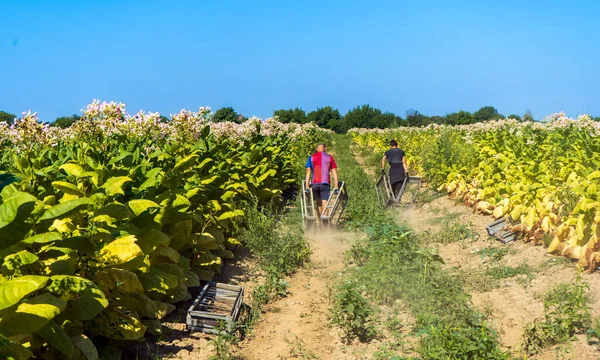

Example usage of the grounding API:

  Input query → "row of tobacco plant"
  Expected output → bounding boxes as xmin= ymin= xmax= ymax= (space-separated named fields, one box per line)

xmin=349 ymin=114 xmax=600 ymax=271
xmin=0 ymin=100 xmax=331 ymax=359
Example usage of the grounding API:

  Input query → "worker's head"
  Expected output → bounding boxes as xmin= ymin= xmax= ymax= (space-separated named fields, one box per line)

xmin=389 ymin=139 xmax=398 ymax=148
xmin=316 ymin=143 xmax=326 ymax=152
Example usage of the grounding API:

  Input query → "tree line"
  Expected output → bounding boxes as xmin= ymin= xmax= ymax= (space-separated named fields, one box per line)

xmin=271 ymin=105 xmax=535 ymax=133
xmin=2 ymin=106 xmax=600 ymax=133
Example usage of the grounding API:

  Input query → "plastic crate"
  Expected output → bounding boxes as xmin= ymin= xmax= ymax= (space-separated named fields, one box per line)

xmin=186 ymin=282 xmax=244 ymax=334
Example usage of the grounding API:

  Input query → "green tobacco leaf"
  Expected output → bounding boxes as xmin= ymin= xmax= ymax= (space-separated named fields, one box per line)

xmin=0 ymin=340 xmax=33 ymax=360
xmin=200 ymin=175 xmax=219 ymax=185
xmin=183 ymin=271 xmax=200 ymax=287
xmin=128 ymin=199 xmax=159 ymax=217
xmin=66 ymin=296 xmax=108 ymax=322
xmin=150 ymin=246 xmax=180 ymax=264
xmin=0 ymin=275 xmax=49 ymax=311
xmin=92 ymin=309 xmax=146 ymax=340
xmin=137 ymin=229 xmax=171 ymax=255
xmin=101 ymin=176 xmax=132 ymax=197
xmin=196 ymin=157 xmax=213 ymax=171
xmin=173 ymin=154 xmax=199 ymax=173
xmin=39 ymin=198 xmax=92 ymax=221
xmin=0 ymin=182 xmax=19 ymax=199
xmin=166 ymin=284 xmax=191 ymax=304
xmin=108 ymin=151 xmax=133 ymax=166
xmin=71 ymin=334 xmax=99 ymax=360
xmin=141 ymin=319 xmax=162 ymax=336
xmin=129 ymin=292 xmax=159 ymax=319
xmin=95 ymin=203 xmax=130 ymax=221
xmin=52 ymin=181 xmax=85 ymax=197
xmin=37 ymin=320 xmax=75 ymax=358
xmin=196 ymin=269 xmax=214 ymax=281
xmin=2 ymin=250 xmax=39 ymax=271
xmin=138 ymin=168 xmax=163 ymax=192
xmin=22 ymin=231 xmax=62 ymax=244
xmin=168 ymin=220 xmax=192 ymax=251
xmin=59 ymin=163 xmax=85 ymax=178
xmin=81 ymin=171 xmax=99 ymax=186
xmin=0 ymin=192 xmax=38 ymax=229
xmin=207 ymin=228 xmax=225 ymax=243
xmin=217 ymin=209 xmax=244 ymax=222
xmin=47 ymin=276 xmax=108 ymax=321
xmin=97 ymin=235 xmax=143 ymax=267
xmin=137 ymin=267 xmax=180 ymax=295
xmin=219 ymin=249 xmax=234 ymax=260
xmin=154 ymin=301 xmax=176 ymax=319
xmin=61 ymin=236 xmax=94 ymax=254
xmin=47 ymin=275 xmax=105 ymax=299
xmin=587 ymin=170 xmax=600 ymax=181
xmin=0 ymin=293 xmax=66 ymax=337
xmin=95 ymin=268 xmax=144 ymax=296
xmin=172 ymin=194 xmax=191 ymax=212
xmin=256 ymin=169 xmax=277 ymax=184
xmin=196 ymin=234 xmax=219 ymax=251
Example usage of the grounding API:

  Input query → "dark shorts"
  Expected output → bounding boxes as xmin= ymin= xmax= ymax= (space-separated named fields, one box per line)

xmin=311 ymin=183 xmax=330 ymax=201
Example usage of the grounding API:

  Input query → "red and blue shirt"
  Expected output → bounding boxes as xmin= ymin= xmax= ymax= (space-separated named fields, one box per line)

xmin=306 ymin=151 xmax=337 ymax=185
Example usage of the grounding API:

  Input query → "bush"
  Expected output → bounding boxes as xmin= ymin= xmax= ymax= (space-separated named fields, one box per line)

xmin=520 ymin=276 xmax=591 ymax=355
xmin=330 ymin=281 xmax=377 ymax=343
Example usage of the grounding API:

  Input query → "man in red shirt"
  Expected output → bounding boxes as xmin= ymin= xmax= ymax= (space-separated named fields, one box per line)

xmin=305 ymin=143 xmax=339 ymax=217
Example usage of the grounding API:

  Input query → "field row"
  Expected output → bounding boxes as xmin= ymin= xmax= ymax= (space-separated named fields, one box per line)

xmin=349 ymin=114 xmax=600 ymax=270
xmin=0 ymin=101 xmax=330 ymax=359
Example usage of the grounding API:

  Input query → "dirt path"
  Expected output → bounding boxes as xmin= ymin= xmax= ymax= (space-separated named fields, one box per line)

xmin=237 ymin=230 xmax=358 ymax=359
xmin=394 ymin=197 xmax=600 ymax=359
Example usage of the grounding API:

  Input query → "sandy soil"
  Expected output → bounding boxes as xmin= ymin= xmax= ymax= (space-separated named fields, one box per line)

xmin=138 ymin=228 xmax=371 ymax=360
xmin=395 ymin=195 xmax=600 ymax=359
xmin=236 ymin=229 xmax=356 ymax=359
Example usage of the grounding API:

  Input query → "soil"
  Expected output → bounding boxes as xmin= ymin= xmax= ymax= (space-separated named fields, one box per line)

xmin=236 ymin=229 xmax=356 ymax=360
xmin=395 ymin=195 xmax=600 ymax=359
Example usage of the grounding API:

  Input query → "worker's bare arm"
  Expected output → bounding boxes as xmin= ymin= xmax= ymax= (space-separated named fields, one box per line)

xmin=332 ymin=168 xmax=339 ymax=189
xmin=305 ymin=168 xmax=311 ymax=189
xmin=402 ymin=156 xmax=408 ymax=174
xmin=381 ymin=155 xmax=387 ymax=170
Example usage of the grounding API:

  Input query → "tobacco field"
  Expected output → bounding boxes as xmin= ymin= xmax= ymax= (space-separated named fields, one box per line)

xmin=0 ymin=100 xmax=331 ymax=359
xmin=350 ymin=114 xmax=600 ymax=271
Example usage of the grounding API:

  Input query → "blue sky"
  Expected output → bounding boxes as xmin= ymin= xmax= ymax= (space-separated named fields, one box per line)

xmin=1 ymin=0 xmax=599 ymax=122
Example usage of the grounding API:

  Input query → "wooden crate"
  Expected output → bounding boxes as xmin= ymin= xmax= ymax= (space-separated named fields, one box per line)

xmin=186 ymin=282 xmax=244 ymax=334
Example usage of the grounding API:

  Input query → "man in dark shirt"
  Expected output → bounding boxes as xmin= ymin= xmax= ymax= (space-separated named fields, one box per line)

xmin=381 ymin=140 xmax=408 ymax=198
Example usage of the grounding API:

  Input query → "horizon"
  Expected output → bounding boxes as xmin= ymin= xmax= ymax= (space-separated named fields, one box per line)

xmin=1 ymin=1 xmax=599 ymax=122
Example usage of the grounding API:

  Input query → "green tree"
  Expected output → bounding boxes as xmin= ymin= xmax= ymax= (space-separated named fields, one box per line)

xmin=0 ymin=110 xmax=17 ymax=125
xmin=522 ymin=110 xmax=534 ymax=122
xmin=273 ymin=108 xmax=306 ymax=124
xmin=213 ymin=107 xmax=240 ymax=123
xmin=160 ymin=115 xmax=169 ymax=123
xmin=507 ymin=114 xmax=522 ymax=121
xmin=473 ymin=106 xmax=503 ymax=122
xmin=52 ymin=114 xmax=81 ymax=128
xmin=341 ymin=104 xmax=384 ymax=132
xmin=445 ymin=111 xmax=475 ymax=125
xmin=306 ymin=106 xmax=341 ymax=129
xmin=429 ymin=115 xmax=445 ymax=125
xmin=373 ymin=112 xmax=404 ymax=128
xmin=405 ymin=109 xmax=433 ymax=127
